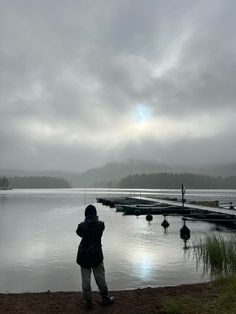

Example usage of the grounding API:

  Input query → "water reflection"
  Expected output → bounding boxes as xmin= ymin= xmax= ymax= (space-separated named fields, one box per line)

xmin=130 ymin=247 xmax=157 ymax=280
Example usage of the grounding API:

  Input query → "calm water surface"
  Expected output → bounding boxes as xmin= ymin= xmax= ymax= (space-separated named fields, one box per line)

xmin=0 ymin=188 xmax=236 ymax=292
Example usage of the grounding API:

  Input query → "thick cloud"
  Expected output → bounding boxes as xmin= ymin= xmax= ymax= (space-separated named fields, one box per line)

xmin=0 ymin=0 xmax=236 ymax=171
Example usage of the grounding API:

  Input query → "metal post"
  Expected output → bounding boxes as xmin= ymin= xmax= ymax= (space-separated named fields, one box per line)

xmin=181 ymin=184 xmax=186 ymax=208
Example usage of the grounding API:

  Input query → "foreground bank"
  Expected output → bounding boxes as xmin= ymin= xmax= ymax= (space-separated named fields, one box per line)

xmin=1 ymin=278 xmax=236 ymax=314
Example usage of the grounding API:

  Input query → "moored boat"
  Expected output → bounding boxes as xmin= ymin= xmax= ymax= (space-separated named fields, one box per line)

xmin=121 ymin=204 xmax=183 ymax=215
xmin=115 ymin=202 xmax=168 ymax=212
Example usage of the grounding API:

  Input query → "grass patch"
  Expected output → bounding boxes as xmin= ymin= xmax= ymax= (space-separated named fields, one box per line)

xmin=215 ymin=275 xmax=236 ymax=313
xmin=161 ymin=296 xmax=202 ymax=314
xmin=193 ymin=234 xmax=236 ymax=277
xmin=161 ymin=233 xmax=236 ymax=314
xmin=161 ymin=277 xmax=236 ymax=313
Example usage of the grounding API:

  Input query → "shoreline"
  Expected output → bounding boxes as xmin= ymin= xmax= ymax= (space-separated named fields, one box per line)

xmin=0 ymin=281 xmax=216 ymax=313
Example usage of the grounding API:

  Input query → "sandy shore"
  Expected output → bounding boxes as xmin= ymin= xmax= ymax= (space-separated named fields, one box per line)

xmin=0 ymin=282 xmax=214 ymax=314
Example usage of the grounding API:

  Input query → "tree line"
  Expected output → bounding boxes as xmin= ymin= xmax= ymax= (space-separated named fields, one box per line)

xmin=0 ymin=177 xmax=10 ymax=188
xmin=118 ymin=172 xmax=236 ymax=189
xmin=0 ymin=176 xmax=71 ymax=189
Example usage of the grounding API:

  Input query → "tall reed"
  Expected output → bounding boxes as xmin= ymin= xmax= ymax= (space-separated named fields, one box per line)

xmin=194 ymin=234 xmax=236 ymax=277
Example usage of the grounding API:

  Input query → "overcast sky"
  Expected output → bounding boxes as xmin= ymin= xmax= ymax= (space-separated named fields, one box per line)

xmin=1 ymin=0 xmax=236 ymax=171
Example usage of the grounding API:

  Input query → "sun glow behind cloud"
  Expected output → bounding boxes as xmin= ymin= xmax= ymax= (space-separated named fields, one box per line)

xmin=133 ymin=104 xmax=151 ymax=125
xmin=25 ymin=111 xmax=225 ymax=152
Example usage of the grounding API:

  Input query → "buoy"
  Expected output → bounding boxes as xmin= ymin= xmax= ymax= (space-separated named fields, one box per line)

xmin=135 ymin=209 xmax=141 ymax=217
xmin=230 ymin=202 xmax=234 ymax=210
xmin=161 ymin=215 xmax=170 ymax=228
xmin=146 ymin=214 xmax=153 ymax=222
xmin=180 ymin=218 xmax=190 ymax=241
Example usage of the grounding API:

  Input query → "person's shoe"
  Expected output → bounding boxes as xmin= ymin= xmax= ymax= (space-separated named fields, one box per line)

xmin=84 ymin=299 xmax=92 ymax=309
xmin=100 ymin=295 xmax=115 ymax=306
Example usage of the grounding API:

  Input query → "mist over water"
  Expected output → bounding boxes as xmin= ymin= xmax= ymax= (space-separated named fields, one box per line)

xmin=0 ymin=189 xmax=236 ymax=292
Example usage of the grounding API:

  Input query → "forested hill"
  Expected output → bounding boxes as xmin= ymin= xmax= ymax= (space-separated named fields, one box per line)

xmin=7 ymin=176 xmax=71 ymax=189
xmin=119 ymin=173 xmax=236 ymax=189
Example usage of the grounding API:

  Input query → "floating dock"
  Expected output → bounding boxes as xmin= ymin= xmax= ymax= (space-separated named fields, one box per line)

xmin=97 ymin=196 xmax=236 ymax=228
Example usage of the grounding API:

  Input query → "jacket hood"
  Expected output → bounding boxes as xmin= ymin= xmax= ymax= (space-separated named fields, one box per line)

xmin=85 ymin=205 xmax=97 ymax=217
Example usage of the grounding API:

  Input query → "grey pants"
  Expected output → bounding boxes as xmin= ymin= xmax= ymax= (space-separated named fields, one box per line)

xmin=80 ymin=262 xmax=108 ymax=300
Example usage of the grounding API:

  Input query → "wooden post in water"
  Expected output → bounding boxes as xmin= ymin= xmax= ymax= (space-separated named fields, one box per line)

xmin=181 ymin=184 xmax=186 ymax=208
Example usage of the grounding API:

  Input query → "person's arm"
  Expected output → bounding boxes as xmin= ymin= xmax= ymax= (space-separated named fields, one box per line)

xmin=100 ymin=221 xmax=105 ymax=236
xmin=76 ymin=223 xmax=83 ymax=237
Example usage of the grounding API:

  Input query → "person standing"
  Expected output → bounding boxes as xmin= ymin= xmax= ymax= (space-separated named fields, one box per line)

xmin=76 ymin=204 xmax=115 ymax=308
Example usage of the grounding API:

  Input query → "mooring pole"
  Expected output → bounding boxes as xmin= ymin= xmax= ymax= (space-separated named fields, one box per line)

xmin=181 ymin=184 xmax=186 ymax=208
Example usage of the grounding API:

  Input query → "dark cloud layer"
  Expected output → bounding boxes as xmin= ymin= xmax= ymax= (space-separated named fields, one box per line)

xmin=1 ymin=0 xmax=236 ymax=171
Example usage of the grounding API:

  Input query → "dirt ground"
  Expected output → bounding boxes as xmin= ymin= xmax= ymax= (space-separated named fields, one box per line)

xmin=0 ymin=282 xmax=215 ymax=314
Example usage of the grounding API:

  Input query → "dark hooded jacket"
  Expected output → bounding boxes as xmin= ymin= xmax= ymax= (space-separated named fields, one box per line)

xmin=76 ymin=215 xmax=105 ymax=268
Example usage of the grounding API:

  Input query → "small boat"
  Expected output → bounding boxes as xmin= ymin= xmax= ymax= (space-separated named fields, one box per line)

xmin=115 ymin=204 xmax=125 ymax=212
xmin=121 ymin=204 xmax=182 ymax=215
xmin=115 ymin=202 xmax=169 ymax=212
xmin=98 ymin=197 xmax=154 ymax=207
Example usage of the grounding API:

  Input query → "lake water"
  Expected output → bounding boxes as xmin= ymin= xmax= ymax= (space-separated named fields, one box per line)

xmin=0 ymin=188 xmax=236 ymax=293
